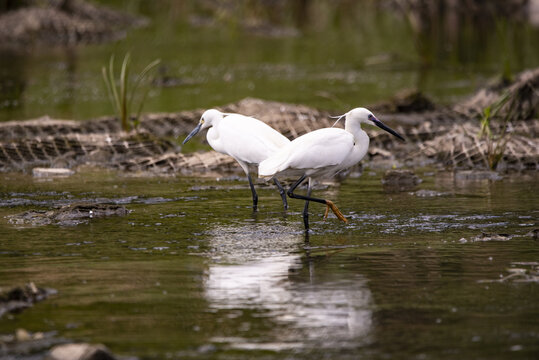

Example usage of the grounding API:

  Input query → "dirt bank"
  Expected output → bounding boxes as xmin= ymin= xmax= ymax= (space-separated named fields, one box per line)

xmin=0 ymin=68 xmax=537 ymax=175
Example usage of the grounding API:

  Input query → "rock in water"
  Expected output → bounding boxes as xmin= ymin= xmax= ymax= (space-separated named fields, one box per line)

xmin=32 ymin=167 xmax=75 ymax=178
xmin=6 ymin=203 xmax=129 ymax=227
xmin=382 ymin=169 xmax=422 ymax=192
xmin=48 ymin=343 xmax=116 ymax=360
xmin=0 ymin=282 xmax=57 ymax=318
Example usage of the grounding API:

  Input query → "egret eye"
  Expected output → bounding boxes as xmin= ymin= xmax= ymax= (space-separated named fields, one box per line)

xmin=200 ymin=119 xmax=205 ymax=124
xmin=368 ymin=114 xmax=375 ymax=121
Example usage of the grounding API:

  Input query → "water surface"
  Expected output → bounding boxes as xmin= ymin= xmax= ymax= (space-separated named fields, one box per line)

xmin=1 ymin=1 xmax=539 ymax=122
xmin=0 ymin=170 xmax=537 ymax=359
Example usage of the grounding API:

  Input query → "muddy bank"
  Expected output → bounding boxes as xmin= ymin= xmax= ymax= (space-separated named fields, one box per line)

xmin=0 ymin=0 xmax=147 ymax=48
xmin=0 ymin=68 xmax=538 ymax=175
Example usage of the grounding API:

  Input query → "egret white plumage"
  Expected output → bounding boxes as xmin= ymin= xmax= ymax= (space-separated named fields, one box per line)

xmin=259 ymin=107 xmax=405 ymax=229
xmin=183 ymin=109 xmax=290 ymax=210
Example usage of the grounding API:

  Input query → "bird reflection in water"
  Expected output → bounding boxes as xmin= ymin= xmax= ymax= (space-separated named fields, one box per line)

xmin=203 ymin=224 xmax=373 ymax=351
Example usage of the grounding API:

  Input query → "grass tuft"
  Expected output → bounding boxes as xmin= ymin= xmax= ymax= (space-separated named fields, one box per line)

xmin=102 ymin=53 xmax=161 ymax=132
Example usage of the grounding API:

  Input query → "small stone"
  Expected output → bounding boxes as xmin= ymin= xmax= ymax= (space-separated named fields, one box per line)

xmin=526 ymin=228 xmax=538 ymax=240
xmin=32 ymin=167 xmax=75 ymax=178
xmin=48 ymin=343 xmax=116 ymax=360
xmin=510 ymin=345 xmax=523 ymax=351
xmin=28 ymin=282 xmax=38 ymax=294
xmin=197 ymin=344 xmax=217 ymax=354
xmin=413 ymin=189 xmax=447 ymax=197
xmin=15 ymin=328 xmax=32 ymax=341
xmin=382 ymin=169 xmax=422 ymax=192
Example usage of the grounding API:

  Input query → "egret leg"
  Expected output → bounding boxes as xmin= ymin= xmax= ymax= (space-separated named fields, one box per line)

xmin=302 ymin=182 xmax=312 ymax=229
xmin=287 ymin=175 xmax=347 ymax=229
xmin=247 ymin=174 xmax=258 ymax=211
xmin=273 ymin=178 xmax=288 ymax=210
xmin=238 ymin=161 xmax=258 ymax=211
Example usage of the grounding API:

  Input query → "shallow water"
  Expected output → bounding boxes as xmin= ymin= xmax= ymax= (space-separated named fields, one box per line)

xmin=0 ymin=169 xmax=538 ymax=359
xmin=2 ymin=1 xmax=539 ymax=122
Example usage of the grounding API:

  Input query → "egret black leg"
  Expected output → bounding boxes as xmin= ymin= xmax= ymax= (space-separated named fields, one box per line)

xmin=302 ymin=184 xmax=312 ymax=229
xmin=287 ymin=175 xmax=348 ymax=228
xmin=287 ymin=175 xmax=327 ymax=205
xmin=287 ymin=175 xmax=326 ymax=229
xmin=273 ymin=178 xmax=288 ymax=210
xmin=247 ymin=174 xmax=258 ymax=210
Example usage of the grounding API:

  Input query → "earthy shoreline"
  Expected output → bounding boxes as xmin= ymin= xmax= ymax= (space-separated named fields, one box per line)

xmin=0 ymin=68 xmax=538 ymax=175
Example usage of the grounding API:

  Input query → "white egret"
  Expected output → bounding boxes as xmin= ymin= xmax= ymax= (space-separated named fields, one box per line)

xmin=259 ymin=107 xmax=405 ymax=229
xmin=183 ymin=109 xmax=290 ymax=210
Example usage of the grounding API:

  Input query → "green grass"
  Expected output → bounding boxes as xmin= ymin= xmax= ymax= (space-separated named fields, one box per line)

xmin=102 ymin=53 xmax=161 ymax=132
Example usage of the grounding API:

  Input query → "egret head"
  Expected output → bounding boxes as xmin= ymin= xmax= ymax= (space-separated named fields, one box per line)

xmin=345 ymin=107 xmax=405 ymax=141
xmin=182 ymin=109 xmax=224 ymax=144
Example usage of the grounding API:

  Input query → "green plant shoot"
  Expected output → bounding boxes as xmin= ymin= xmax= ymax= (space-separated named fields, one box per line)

xmin=478 ymin=91 xmax=513 ymax=170
xmin=102 ymin=53 xmax=161 ymax=132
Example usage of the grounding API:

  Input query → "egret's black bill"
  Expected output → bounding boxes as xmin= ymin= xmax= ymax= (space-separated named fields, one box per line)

xmin=372 ymin=118 xmax=405 ymax=141
xmin=182 ymin=123 xmax=202 ymax=144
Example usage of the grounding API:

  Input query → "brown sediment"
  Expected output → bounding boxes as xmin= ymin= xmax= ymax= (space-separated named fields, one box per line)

xmin=453 ymin=67 xmax=539 ymax=121
xmin=413 ymin=122 xmax=539 ymax=171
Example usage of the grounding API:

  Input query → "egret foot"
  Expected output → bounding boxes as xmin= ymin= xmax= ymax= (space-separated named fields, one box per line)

xmin=323 ymin=200 xmax=347 ymax=223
